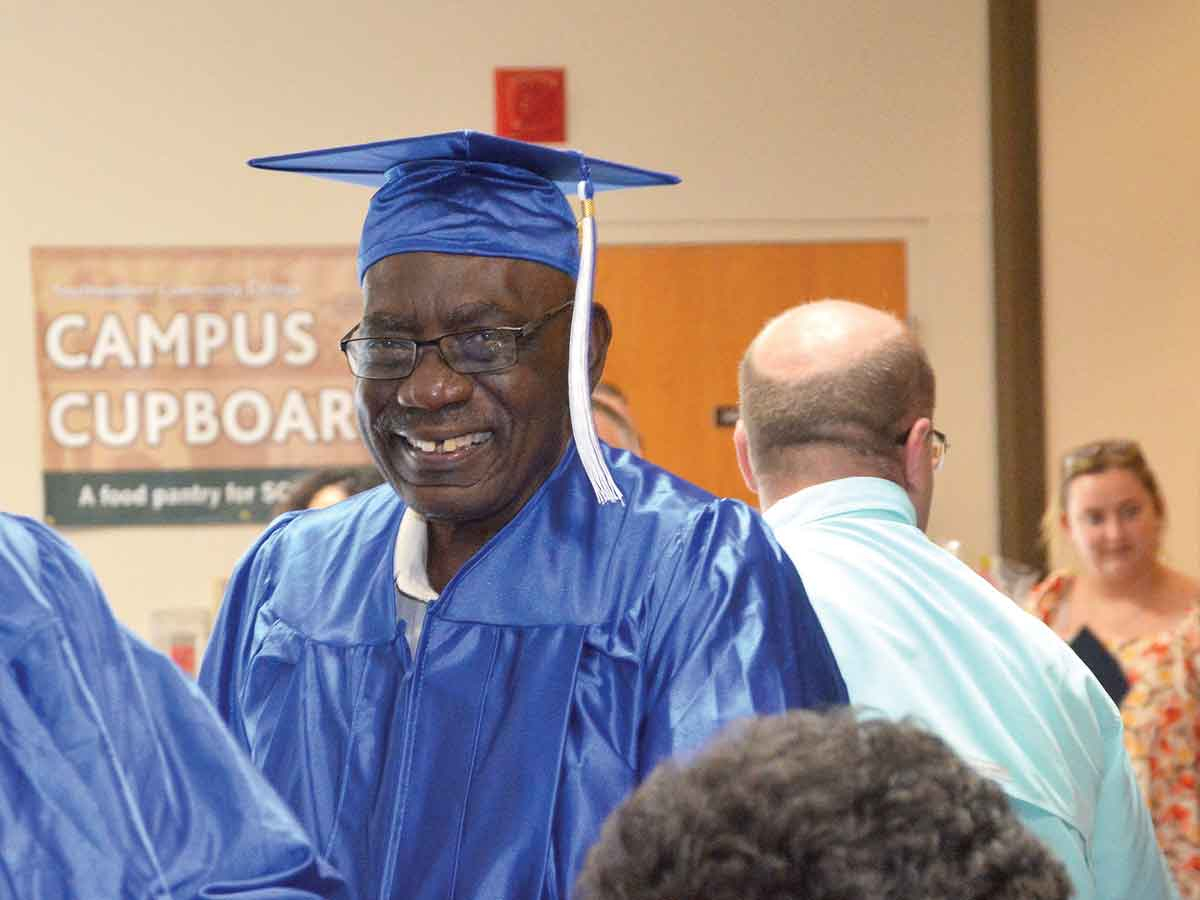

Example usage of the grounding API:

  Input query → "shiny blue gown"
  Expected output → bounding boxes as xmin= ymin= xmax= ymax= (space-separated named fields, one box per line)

xmin=200 ymin=446 xmax=846 ymax=899
xmin=0 ymin=513 xmax=346 ymax=899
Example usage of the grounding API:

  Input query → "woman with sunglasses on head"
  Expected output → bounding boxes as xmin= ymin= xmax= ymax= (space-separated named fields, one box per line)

xmin=1027 ymin=439 xmax=1200 ymax=897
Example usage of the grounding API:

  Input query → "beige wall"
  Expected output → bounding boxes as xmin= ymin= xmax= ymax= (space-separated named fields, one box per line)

xmin=1040 ymin=1 xmax=1200 ymax=572
xmin=1 ymin=1 xmax=997 ymax=638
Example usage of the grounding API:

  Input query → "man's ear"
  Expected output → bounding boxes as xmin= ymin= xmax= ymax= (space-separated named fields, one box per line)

xmin=587 ymin=303 xmax=613 ymax=390
xmin=902 ymin=417 xmax=933 ymax=487
xmin=733 ymin=419 xmax=760 ymax=495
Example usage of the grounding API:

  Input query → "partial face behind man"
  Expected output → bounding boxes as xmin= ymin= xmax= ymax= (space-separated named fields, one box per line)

xmin=358 ymin=251 xmax=588 ymax=532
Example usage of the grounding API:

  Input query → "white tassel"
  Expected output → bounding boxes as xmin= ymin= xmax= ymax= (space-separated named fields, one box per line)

xmin=568 ymin=179 xmax=623 ymax=505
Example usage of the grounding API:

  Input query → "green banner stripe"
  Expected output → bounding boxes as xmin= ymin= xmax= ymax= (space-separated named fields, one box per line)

xmin=43 ymin=468 xmax=372 ymax=527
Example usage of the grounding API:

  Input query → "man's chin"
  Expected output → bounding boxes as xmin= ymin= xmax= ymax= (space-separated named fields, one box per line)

xmin=396 ymin=481 xmax=496 ymax=522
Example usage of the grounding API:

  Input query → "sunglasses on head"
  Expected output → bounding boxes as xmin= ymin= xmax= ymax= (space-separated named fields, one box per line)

xmin=1061 ymin=440 xmax=1145 ymax=480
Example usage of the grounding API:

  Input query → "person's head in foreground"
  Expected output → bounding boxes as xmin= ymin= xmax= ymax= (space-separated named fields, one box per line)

xmin=1047 ymin=439 xmax=1166 ymax=586
xmin=591 ymin=382 xmax=643 ymax=454
xmin=576 ymin=710 xmax=1071 ymax=900
xmin=734 ymin=299 xmax=942 ymax=528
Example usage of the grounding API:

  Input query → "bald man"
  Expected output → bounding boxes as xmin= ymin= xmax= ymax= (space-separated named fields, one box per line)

xmin=734 ymin=300 xmax=1178 ymax=900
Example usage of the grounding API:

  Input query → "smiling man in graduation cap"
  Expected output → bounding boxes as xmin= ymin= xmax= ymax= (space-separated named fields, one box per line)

xmin=200 ymin=131 xmax=847 ymax=900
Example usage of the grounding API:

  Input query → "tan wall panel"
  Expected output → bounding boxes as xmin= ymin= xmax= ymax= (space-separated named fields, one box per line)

xmin=1040 ymin=1 xmax=1200 ymax=572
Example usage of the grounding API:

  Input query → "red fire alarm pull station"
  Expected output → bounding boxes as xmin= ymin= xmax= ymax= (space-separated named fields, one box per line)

xmin=494 ymin=67 xmax=566 ymax=143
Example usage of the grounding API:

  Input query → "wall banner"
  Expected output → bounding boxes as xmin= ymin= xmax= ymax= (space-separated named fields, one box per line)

xmin=32 ymin=247 xmax=374 ymax=526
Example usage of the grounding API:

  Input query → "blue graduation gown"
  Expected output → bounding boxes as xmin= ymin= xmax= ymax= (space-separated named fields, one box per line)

xmin=200 ymin=446 xmax=846 ymax=899
xmin=0 ymin=513 xmax=346 ymax=899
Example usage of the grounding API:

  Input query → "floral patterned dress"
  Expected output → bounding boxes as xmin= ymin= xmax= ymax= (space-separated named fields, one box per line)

xmin=1027 ymin=572 xmax=1200 ymax=898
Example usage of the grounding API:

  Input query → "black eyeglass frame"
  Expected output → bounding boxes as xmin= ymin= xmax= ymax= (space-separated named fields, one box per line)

xmin=339 ymin=299 xmax=575 ymax=380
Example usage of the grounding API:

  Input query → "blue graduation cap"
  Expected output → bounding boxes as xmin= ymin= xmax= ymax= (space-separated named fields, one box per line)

xmin=248 ymin=130 xmax=681 ymax=504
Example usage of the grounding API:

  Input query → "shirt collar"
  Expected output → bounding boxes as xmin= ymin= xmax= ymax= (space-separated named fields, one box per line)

xmin=763 ymin=476 xmax=918 ymax=530
xmin=393 ymin=507 xmax=438 ymax=602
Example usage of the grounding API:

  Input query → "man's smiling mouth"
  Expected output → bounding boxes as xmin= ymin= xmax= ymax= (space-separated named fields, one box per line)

xmin=401 ymin=431 xmax=493 ymax=454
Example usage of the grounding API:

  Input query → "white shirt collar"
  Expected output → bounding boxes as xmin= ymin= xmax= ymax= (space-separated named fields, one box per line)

xmin=393 ymin=507 xmax=438 ymax=602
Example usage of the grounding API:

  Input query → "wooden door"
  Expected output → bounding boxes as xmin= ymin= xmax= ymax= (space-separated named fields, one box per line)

xmin=594 ymin=241 xmax=906 ymax=505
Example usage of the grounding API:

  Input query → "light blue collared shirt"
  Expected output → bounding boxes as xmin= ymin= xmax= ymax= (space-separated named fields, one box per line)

xmin=765 ymin=477 xmax=1177 ymax=900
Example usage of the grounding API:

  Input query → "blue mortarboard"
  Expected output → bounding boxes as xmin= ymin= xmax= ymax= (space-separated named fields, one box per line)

xmin=248 ymin=130 xmax=680 ymax=504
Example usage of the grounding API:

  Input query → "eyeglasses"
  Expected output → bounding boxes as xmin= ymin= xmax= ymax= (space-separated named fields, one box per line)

xmin=929 ymin=429 xmax=949 ymax=471
xmin=340 ymin=300 xmax=574 ymax=380
xmin=1061 ymin=439 xmax=1144 ymax=480
xmin=896 ymin=424 xmax=950 ymax=471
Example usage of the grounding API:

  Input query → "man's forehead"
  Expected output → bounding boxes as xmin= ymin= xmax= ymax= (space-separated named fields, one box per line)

xmin=360 ymin=300 xmax=513 ymax=332
xmin=367 ymin=252 xmax=570 ymax=316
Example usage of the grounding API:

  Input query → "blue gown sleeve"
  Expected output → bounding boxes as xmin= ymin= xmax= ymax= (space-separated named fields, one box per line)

xmin=0 ymin=514 xmax=346 ymax=899
xmin=199 ymin=514 xmax=297 ymax=748
xmin=636 ymin=499 xmax=848 ymax=772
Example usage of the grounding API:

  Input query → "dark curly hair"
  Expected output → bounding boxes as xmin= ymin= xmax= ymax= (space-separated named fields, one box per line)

xmin=576 ymin=711 xmax=1070 ymax=900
